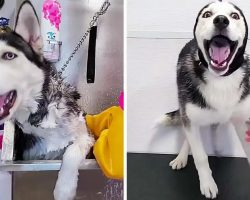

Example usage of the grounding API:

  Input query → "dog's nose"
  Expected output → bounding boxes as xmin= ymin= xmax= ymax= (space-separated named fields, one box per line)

xmin=213 ymin=15 xmax=229 ymax=30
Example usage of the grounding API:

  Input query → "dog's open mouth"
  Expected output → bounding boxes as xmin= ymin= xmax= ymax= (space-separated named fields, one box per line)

xmin=0 ymin=90 xmax=17 ymax=120
xmin=204 ymin=35 xmax=238 ymax=72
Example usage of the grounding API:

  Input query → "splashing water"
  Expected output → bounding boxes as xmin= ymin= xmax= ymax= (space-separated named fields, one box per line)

xmin=103 ymin=179 xmax=123 ymax=200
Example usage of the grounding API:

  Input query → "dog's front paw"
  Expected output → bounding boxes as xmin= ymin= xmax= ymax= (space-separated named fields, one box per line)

xmin=169 ymin=156 xmax=188 ymax=170
xmin=53 ymin=183 xmax=76 ymax=200
xmin=200 ymin=176 xmax=218 ymax=199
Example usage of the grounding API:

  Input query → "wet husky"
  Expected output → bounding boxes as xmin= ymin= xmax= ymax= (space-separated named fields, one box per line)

xmin=0 ymin=1 xmax=94 ymax=200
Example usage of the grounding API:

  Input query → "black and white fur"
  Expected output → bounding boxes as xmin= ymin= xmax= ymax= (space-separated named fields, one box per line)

xmin=0 ymin=2 xmax=94 ymax=200
xmin=163 ymin=1 xmax=249 ymax=199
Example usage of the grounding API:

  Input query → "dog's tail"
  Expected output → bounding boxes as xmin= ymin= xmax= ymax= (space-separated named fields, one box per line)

xmin=155 ymin=110 xmax=182 ymax=126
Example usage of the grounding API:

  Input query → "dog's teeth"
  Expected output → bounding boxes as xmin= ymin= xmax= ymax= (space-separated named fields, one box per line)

xmin=209 ymin=48 xmax=213 ymax=56
xmin=0 ymin=107 xmax=3 ymax=115
xmin=5 ymin=99 xmax=9 ymax=105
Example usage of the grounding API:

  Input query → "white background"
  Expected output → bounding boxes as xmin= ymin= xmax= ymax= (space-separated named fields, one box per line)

xmin=127 ymin=0 xmax=250 ymax=156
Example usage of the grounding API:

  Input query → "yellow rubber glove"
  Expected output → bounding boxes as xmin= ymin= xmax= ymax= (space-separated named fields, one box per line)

xmin=86 ymin=106 xmax=123 ymax=179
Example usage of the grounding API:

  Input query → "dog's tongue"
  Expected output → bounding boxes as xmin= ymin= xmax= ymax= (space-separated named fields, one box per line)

xmin=209 ymin=45 xmax=230 ymax=64
xmin=209 ymin=37 xmax=230 ymax=65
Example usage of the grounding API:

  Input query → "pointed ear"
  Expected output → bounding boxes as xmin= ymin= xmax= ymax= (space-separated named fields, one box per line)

xmin=15 ymin=1 xmax=43 ymax=58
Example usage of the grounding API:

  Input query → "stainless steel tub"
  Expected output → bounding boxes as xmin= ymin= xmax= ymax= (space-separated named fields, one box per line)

xmin=0 ymin=160 xmax=123 ymax=200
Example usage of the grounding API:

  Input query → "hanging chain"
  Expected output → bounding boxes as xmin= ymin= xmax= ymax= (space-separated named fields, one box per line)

xmin=57 ymin=0 xmax=111 ymax=78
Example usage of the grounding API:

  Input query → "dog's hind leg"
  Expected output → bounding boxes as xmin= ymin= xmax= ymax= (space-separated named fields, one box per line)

xmin=169 ymin=139 xmax=189 ymax=170
xmin=184 ymin=124 xmax=218 ymax=199
xmin=53 ymin=133 xmax=94 ymax=200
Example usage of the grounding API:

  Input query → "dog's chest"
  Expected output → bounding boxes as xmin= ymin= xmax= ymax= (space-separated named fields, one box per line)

xmin=20 ymin=120 xmax=75 ymax=155
xmin=200 ymin=70 xmax=244 ymax=109
xmin=186 ymin=70 xmax=250 ymax=125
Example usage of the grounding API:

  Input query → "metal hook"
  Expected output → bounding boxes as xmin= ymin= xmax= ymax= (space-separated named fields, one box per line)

xmin=99 ymin=1 xmax=111 ymax=15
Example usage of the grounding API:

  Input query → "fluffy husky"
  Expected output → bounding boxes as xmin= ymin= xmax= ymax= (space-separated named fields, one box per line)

xmin=165 ymin=1 xmax=249 ymax=199
xmin=0 ymin=1 xmax=94 ymax=200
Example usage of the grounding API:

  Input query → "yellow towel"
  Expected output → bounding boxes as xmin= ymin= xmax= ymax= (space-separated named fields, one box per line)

xmin=86 ymin=106 xmax=123 ymax=179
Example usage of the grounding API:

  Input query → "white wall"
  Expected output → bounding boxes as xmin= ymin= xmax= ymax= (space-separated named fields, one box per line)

xmin=127 ymin=0 xmax=249 ymax=157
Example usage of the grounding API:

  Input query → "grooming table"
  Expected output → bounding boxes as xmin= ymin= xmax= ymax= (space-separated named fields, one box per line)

xmin=128 ymin=153 xmax=250 ymax=200
xmin=0 ymin=159 xmax=123 ymax=200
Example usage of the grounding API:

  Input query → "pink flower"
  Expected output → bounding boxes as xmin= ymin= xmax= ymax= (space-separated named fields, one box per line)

xmin=42 ymin=0 xmax=61 ymax=31
xmin=0 ymin=135 xmax=2 ymax=149
xmin=245 ymin=130 xmax=250 ymax=143
xmin=119 ymin=92 xmax=124 ymax=110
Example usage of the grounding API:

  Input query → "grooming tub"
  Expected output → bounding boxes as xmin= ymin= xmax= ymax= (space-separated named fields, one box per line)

xmin=0 ymin=122 xmax=122 ymax=200
xmin=0 ymin=159 xmax=123 ymax=200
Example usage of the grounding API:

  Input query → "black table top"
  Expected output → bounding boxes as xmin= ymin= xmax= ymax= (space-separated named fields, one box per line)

xmin=128 ymin=153 xmax=250 ymax=200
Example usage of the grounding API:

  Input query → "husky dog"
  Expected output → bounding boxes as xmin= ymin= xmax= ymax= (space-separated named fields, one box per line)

xmin=164 ymin=1 xmax=249 ymax=199
xmin=0 ymin=1 xmax=94 ymax=200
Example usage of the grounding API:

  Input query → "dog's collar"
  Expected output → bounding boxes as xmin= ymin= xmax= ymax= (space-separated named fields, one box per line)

xmin=198 ymin=49 xmax=208 ymax=68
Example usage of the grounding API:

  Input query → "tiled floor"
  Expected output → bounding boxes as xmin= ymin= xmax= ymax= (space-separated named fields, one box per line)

xmin=128 ymin=153 xmax=250 ymax=200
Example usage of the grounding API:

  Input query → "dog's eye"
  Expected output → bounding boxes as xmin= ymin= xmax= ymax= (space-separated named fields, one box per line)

xmin=2 ymin=52 xmax=17 ymax=60
xmin=230 ymin=12 xmax=240 ymax=20
xmin=202 ymin=11 xmax=212 ymax=18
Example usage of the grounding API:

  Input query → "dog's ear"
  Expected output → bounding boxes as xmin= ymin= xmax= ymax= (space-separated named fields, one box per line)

xmin=15 ymin=1 xmax=43 ymax=58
